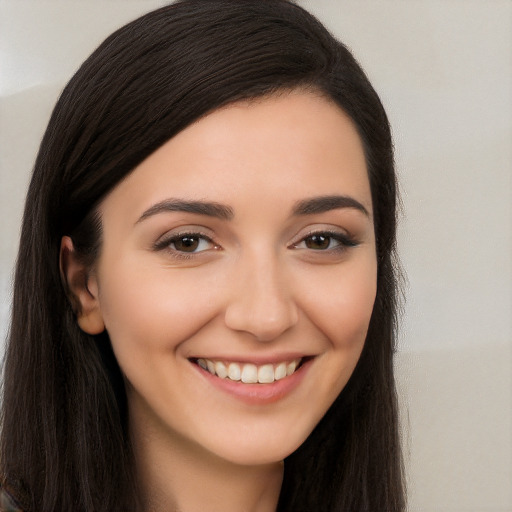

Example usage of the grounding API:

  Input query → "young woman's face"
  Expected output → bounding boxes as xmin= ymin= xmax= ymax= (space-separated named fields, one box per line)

xmin=89 ymin=91 xmax=377 ymax=466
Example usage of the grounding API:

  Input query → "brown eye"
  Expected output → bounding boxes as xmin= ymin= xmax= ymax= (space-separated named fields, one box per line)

xmin=163 ymin=234 xmax=216 ymax=253
xmin=293 ymin=231 xmax=358 ymax=252
xmin=304 ymin=234 xmax=332 ymax=250
xmin=173 ymin=236 xmax=201 ymax=252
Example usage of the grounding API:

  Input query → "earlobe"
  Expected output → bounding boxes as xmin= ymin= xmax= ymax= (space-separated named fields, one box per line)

xmin=59 ymin=236 xmax=105 ymax=335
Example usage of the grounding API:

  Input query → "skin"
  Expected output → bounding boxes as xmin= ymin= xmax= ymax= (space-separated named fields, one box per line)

xmin=63 ymin=90 xmax=377 ymax=512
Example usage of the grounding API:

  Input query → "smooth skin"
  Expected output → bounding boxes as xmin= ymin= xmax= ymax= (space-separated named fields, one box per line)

xmin=62 ymin=90 xmax=377 ymax=512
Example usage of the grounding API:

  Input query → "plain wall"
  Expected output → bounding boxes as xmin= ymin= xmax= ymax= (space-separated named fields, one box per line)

xmin=1 ymin=1 xmax=511 ymax=510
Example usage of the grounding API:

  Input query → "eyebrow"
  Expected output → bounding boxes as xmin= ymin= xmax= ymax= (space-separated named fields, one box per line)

xmin=136 ymin=194 xmax=369 ymax=224
xmin=136 ymin=199 xmax=234 ymax=223
xmin=292 ymin=195 xmax=370 ymax=217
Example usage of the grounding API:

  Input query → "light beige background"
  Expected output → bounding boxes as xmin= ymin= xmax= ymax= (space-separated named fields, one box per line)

xmin=1 ymin=1 xmax=511 ymax=510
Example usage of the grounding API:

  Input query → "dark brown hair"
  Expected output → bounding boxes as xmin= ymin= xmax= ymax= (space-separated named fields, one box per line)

xmin=1 ymin=1 xmax=404 ymax=510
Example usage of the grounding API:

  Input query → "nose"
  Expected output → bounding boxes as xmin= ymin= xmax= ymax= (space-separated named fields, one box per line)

xmin=224 ymin=253 xmax=299 ymax=342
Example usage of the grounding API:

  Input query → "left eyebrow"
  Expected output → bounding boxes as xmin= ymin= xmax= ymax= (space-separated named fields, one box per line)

xmin=292 ymin=195 xmax=370 ymax=217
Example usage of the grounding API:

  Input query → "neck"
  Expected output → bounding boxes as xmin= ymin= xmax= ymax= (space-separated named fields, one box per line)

xmin=130 ymin=408 xmax=283 ymax=512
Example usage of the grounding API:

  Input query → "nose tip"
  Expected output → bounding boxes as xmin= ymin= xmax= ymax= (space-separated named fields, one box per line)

xmin=224 ymin=265 xmax=299 ymax=342
xmin=224 ymin=293 xmax=299 ymax=342
xmin=225 ymin=302 xmax=299 ymax=342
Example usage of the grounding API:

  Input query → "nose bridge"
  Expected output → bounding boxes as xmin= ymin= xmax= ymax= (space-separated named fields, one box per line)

xmin=224 ymin=247 xmax=298 ymax=341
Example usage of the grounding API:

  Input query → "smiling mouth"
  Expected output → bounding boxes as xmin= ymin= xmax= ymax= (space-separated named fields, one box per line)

xmin=193 ymin=357 xmax=304 ymax=384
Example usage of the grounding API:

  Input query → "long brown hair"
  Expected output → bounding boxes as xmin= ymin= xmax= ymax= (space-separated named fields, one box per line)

xmin=1 ymin=1 xmax=405 ymax=510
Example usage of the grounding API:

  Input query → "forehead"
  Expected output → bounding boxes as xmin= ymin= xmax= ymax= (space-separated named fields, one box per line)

xmin=100 ymin=91 xmax=372 ymax=220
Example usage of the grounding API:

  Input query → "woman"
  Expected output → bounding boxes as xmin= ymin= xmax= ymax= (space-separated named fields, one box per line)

xmin=0 ymin=0 xmax=404 ymax=510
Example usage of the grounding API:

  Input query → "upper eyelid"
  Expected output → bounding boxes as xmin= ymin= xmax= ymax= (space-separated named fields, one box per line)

xmin=291 ymin=228 xmax=361 ymax=251
xmin=167 ymin=230 xmax=214 ymax=240
xmin=290 ymin=226 xmax=354 ymax=243
xmin=302 ymin=228 xmax=350 ymax=237
xmin=152 ymin=224 xmax=358 ymax=250
xmin=155 ymin=225 xmax=216 ymax=240
xmin=153 ymin=230 xmax=217 ymax=251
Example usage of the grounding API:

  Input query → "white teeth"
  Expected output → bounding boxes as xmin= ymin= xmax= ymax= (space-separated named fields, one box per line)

xmin=214 ymin=361 xmax=228 ymax=379
xmin=258 ymin=364 xmax=275 ymax=384
xmin=241 ymin=364 xmax=258 ymax=383
xmin=274 ymin=362 xmax=287 ymax=381
xmin=197 ymin=358 xmax=303 ymax=383
xmin=286 ymin=360 xmax=297 ymax=376
xmin=228 ymin=362 xmax=241 ymax=381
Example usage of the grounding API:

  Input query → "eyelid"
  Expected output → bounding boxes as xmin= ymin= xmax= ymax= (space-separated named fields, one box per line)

xmin=290 ymin=228 xmax=359 ymax=251
xmin=290 ymin=225 xmax=355 ymax=244
xmin=153 ymin=228 xmax=220 ymax=255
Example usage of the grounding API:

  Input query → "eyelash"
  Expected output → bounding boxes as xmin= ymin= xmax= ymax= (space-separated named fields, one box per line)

xmin=153 ymin=231 xmax=218 ymax=259
xmin=292 ymin=230 xmax=359 ymax=252
xmin=154 ymin=229 xmax=358 ymax=260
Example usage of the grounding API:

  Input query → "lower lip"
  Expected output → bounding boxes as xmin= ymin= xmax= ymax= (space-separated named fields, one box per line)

xmin=192 ymin=358 xmax=313 ymax=405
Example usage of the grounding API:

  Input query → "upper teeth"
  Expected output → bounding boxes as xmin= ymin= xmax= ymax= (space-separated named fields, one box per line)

xmin=197 ymin=358 xmax=302 ymax=383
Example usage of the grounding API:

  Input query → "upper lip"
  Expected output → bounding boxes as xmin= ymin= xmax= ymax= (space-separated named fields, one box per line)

xmin=188 ymin=353 xmax=313 ymax=365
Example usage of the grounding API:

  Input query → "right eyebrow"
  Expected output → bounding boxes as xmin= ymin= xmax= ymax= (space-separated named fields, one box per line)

xmin=135 ymin=199 xmax=234 ymax=224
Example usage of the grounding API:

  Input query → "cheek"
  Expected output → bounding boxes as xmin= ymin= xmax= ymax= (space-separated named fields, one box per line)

xmin=299 ymin=257 xmax=377 ymax=350
xmin=303 ymin=257 xmax=377 ymax=410
xmin=97 ymin=260 xmax=224 ymax=359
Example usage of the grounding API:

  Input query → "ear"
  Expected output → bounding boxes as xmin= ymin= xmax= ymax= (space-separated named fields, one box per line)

xmin=59 ymin=236 xmax=105 ymax=335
